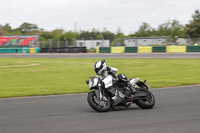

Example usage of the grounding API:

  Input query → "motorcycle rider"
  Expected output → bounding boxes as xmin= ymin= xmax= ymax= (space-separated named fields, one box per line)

xmin=94 ymin=59 xmax=118 ymax=80
xmin=94 ymin=59 xmax=135 ymax=94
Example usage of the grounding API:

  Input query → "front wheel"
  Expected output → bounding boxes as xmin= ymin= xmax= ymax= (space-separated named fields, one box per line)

xmin=135 ymin=89 xmax=155 ymax=109
xmin=87 ymin=91 xmax=111 ymax=112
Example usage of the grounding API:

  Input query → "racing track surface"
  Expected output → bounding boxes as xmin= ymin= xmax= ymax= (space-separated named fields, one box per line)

xmin=0 ymin=52 xmax=200 ymax=59
xmin=0 ymin=85 xmax=200 ymax=133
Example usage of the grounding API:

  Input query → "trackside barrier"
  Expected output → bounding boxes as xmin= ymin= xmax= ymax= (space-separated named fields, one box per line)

xmin=34 ymin=48 xmax=41 ymax=53
xmin=125 ymin=47 xmax=137 ymax=53
xmin=96 ymin=47 xmax=99 ymax=53
xmin=99 ymin=47 xmax=110 ymax=53
xmin=29 ymin=48 xmax=34 ymax=53
xmin=40 ymin=47 xmax=87 ymax=53
xmin=187 ymin=46 xmax=200 ymax=52
xmin=41 ymin=48 xmax=48 ymax=53
xmin=152 ymin=46 xmax=166 ymax=52
xmin=111 ymin=47 xmax=125 ymax=53
xmin=138 ymin=46 xmax=152 ymax=53
xmin=96 ymin=46 xmax=200 ymax=53
xmin=0 ymin=48 xmax=41 ymax=53
xmin=2 ymin=46 xmax=200 ymax=53
xmin=0 ymin=48 xmax=17 ymax=53
xmin=22 ymin=48 xmax=30 ymax=53
xmin=7 ymin=48 xmax=16 ymax=53
xmin=0 ymin=48 xmax=6 ymax=53
xmin=16 ymin=48 xmax=22 ymax=53
xmin=166 ymin=46 xmax=186 ymax=53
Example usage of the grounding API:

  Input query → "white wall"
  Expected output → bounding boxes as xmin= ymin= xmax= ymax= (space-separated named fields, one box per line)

xmin=125 ymin=38 xmax=167 ymax=46
xmin=76 ymin=40 xmax=110 ymax=49
xmin=176 ymin=38 xmax=187 ymax=45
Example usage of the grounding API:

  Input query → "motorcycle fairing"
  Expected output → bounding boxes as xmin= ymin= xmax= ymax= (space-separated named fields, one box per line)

xmin=88 ymin=76 xmax=99 ymax=90
xmin=102 ymin=75 xmax=113 ymax=88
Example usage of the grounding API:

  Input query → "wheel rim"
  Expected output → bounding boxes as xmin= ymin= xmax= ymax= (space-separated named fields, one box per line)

xmin=93 ymin=95 xmax=109 ymax=108
xmin=141 ymin=91 xmax=153 ymax=103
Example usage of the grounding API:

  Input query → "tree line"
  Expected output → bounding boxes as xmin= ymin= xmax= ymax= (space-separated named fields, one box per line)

xmin=0 ymin=10 xmax=200 ymax=46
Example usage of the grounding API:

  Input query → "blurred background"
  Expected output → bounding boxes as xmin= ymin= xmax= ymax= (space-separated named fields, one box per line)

xmin=0 ymin=0 xmax=200 ymax=53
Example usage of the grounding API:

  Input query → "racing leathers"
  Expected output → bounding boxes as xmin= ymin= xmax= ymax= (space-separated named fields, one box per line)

xmin=97 ymin=66 xmax=118 ymax=80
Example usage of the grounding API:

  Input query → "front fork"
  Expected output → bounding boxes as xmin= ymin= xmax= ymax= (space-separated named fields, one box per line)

xmin=95 ymin=83 xmax=103 ymax=100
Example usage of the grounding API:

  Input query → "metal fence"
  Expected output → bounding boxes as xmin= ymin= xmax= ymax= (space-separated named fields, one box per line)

xmin=39 ymin=40 xmax=75 ymax=48
xmin=39 ymin=37 xmax=198 ymax=49
xmin=39 ymin=39 xmax=110 ymax=49
xmin=1 ymin=37 xmax=200 ymax=49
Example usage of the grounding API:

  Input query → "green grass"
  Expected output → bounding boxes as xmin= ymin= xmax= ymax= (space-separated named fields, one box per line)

xmin=0 ymin=58 xmax=200 ymax=98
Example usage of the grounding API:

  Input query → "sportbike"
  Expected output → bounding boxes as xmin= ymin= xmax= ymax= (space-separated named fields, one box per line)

xmin=86 ymin=74 xmax=155 ymax=112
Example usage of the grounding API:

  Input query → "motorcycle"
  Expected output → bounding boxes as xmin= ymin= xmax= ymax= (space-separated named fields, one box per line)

xmin=86 ymin=74 xmax=155 ymax=112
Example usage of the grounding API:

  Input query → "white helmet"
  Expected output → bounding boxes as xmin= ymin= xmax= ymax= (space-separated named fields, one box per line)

xmin=94 ymin=59 xmax=107 ymax=75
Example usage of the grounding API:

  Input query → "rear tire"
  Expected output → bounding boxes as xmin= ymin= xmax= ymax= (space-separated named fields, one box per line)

xmin=87 ymin=91 xmax=111 ymax=112
xmin=135 ymin=89 xmax=155 ymax=109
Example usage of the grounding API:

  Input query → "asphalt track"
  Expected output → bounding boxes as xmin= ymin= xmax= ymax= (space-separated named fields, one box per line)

xmin=0 ymin=52 xmax=200 ymax=59
xmin=0 ymin=53 xmax=200 ymax=133
xmin=0 ymin=85 xmax=200 ymax=133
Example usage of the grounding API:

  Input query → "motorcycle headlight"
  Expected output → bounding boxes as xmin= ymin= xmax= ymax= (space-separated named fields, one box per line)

xmin=88 ymin=77 xmax=99 ymax=89
xmin=129 ymin=77 xmax=139 ymax=85
xmin=89 ymin=79 xmax=93 ymax=88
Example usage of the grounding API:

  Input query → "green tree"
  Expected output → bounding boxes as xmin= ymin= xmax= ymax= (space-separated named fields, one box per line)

xmin=111 ymin=27 xmax=125 ymax=46
xmin=10 ymin=28 xmax=22 ymax=36
xmin=156 ymin=20 xmax=185 ymax=42
xmin=135 ymin=22 xmax=152 ymax=37
xmin=170 ymin=20 xmax=184 ymax=37
xmin=0 ymin=23 xmax=12 ymax=35
xmin=62 ymin=31 xmax=77 ymax=41
xmin=19 ymin=22 xmax=38 ymax=34
xmin=78 ymin=30 xmax=100 ymax=40
xmin=186 ymin=9 xmax=200 ymax=38
xmin=156 ymin=21 xmax=171 ymax=36
xmin=40 ymin=32 xmax=53 ymax=40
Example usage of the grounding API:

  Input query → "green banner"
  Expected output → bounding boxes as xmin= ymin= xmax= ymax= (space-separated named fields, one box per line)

xmin=99 ymin=47 xmax=111 ymax=53
xmin=152 ymin=46 xmax=166 ymax=52
xmin=125 ymin=47 xmax=137 ymax=53
xmin=187 ymin=46 xmax=200 ymax=52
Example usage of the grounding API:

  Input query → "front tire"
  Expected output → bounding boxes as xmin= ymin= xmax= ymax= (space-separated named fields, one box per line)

xmin=87 ymin=91 xmax=111 ymax=112
xmin=135 ymin=89 xmax=155 ymax=109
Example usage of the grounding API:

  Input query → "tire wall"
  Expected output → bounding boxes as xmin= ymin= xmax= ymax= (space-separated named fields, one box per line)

xmin=187 ymin=46 xmax=200 ymax=52
xmin=0 ymin=48 xmax=31 ymax=53
xmin=138 ymin=46 xmax=152 ymax=53
xmin=99 ymin=47 xmax=111 ymax=53
xmin=111 ymin=47 xmax=125 ymax=53
xmin=0 ymin=47 xmax=87 ymax=53
xmin=1 ymin=46 xmax=200 ymax=53
xmin=97 ymin=46 xmax=200 ymax=53
xmin=166 ymin=46 xmax=186 ymax=53
xmin=125 ymin=47 xmax=137 ymax=53
xmin=152 ymin=46 xmax=166 ymax=52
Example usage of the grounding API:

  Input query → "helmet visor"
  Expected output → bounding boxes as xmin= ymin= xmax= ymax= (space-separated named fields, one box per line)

xmin=95 ymin=65 xmax=103 ymax=75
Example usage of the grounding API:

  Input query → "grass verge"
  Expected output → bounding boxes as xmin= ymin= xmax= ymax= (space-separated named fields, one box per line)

xmin=0 ymin=58 xmax=200 ymax=98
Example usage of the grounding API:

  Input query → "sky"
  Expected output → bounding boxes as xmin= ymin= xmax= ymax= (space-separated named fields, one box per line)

xmin=0 ymin=0 xmax=200 ymax=35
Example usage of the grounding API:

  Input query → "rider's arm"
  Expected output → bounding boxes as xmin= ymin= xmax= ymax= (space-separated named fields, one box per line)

xmin=107 ymin=66 xmax=118 ymax=74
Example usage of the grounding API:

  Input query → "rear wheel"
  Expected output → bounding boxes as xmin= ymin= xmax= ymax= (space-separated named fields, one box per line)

xmin=135 ymin=89 xmax=155 ymax=109
xmin=87 ymin=91 xmax=111 ymax=112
